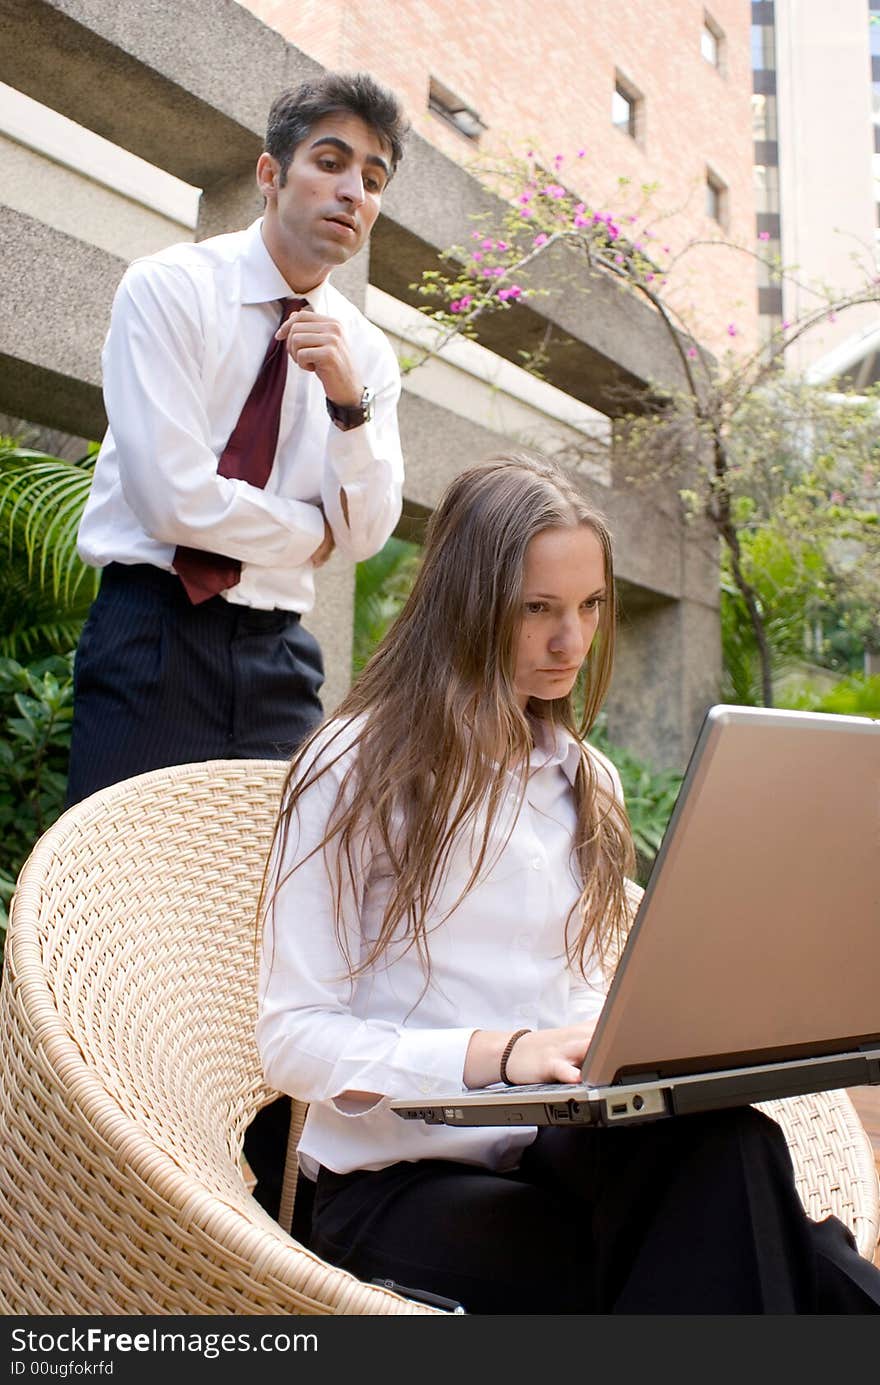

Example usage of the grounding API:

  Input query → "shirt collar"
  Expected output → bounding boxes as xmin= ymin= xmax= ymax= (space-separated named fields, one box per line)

xmin=528 ymin=722 xmax=583 ymax=787
xmin=240 ymin=218 xmax=331 ymax=313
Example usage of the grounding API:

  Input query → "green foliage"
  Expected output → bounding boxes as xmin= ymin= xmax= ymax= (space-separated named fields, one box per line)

xmin=0 ymin=441 xmax=98 ymax=660
xmin=589 ymin=719 xmax=683 ymax=883
xmin=0 ymin=652 xmax=75 ymax=952
xmin=782 ymin=673 xmax=880 ymax=719
xmin=352 ymin=537 xmax=421 ymax=676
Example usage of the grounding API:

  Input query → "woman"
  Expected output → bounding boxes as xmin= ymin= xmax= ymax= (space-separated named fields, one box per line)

xmin=257 ymin=452 xmax=879 ymax=1314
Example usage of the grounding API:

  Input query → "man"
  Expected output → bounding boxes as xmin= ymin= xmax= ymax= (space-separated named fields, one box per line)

xmin=67 ymin=71 xmax=409 ymax=1228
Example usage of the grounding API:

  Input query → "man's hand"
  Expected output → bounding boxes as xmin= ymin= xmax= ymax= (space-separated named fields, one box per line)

xmin=276 ymin=308 xmax=363 ymax=408
xmin=310 ymin=510 xmax=335 ymax=568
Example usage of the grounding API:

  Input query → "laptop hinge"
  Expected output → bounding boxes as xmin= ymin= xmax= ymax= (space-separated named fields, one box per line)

xmin=858 ymin=1045 xmax=880 ymax=1084
xmin=615 ymin=1070 xmax=661 ymax=1084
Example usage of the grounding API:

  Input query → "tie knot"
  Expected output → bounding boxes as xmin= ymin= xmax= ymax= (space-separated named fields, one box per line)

xmin=283 ymin=295 xmax=309 ymax=316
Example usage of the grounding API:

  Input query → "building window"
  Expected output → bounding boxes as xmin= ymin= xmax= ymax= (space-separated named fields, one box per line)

xmin=752 ymin=92 xmax=778 ymax=141
xmin=751 ymin=23 xmax=776 ymax=71
xmin=612 ymin=75 xmax=642 ymax=140
xmin=702 ymin=13 xmax=724 ymax=71
xmin=754 ymin=163 xmax=780 ymax=214
xmin=706 ymin=169 xmax=728 ymax=226
xmin=428 ymin=78 xmax=486 ymax=142
xmin=756 ymin=238 xmax=781 ymax=286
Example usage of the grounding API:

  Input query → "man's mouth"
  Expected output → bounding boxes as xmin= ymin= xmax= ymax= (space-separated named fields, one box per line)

xmin=325 ymin=215 xmax=357 ymax=233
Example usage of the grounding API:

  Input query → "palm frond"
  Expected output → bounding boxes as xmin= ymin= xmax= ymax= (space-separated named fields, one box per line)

xmin=0 ymin=451 xmax=96 ymax=606
xmin=0 ymin=446 xmax=98 ymax=661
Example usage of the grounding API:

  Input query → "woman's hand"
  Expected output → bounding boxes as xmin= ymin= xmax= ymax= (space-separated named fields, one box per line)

xmin=464 ymin=1024 xmax=597 ymax=1089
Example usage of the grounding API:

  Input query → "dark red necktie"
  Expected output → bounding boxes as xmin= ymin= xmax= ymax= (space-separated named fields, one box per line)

xmin=172 ymin=295 xmax=307 ymax=604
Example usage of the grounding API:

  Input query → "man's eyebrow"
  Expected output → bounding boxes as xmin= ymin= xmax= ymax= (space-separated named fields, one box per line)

xmin=309 ymin=136 xmax=390 ymax=177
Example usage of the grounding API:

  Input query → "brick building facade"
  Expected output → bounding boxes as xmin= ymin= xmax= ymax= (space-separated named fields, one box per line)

xmin=242 ymin=0 xmax=758 ymax=357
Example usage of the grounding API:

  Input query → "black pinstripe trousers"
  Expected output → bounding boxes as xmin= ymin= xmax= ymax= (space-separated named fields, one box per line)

xmin=66 ymin=562 xmax=324 ymax=806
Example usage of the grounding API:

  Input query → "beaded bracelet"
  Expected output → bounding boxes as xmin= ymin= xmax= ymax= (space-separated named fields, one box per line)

xmin=499 ymin=1028 xmax=532 ymax=1086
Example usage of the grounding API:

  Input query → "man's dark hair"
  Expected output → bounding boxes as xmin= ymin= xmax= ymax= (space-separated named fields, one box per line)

xmin=266 ymin=71 xmax=409 ymax=183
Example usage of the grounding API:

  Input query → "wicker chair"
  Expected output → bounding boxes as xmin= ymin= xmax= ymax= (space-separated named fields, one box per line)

xmin=0 ymin=760 xmax=876 ymax=1315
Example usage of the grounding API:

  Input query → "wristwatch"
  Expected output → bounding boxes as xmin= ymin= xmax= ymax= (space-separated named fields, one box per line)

xmin=326 ymin=385 xmax=374 ymax=431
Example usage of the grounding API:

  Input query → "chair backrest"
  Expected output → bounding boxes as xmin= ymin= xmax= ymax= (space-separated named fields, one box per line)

xmin=0 ymin=760 xmax=876 ymax=1315
xmin=0 ymin=759 xmax=436 ymax=1314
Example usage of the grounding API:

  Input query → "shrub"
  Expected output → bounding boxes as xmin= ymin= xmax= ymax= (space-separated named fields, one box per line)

xmin=0 ymin=652 xmax=74 ymax=954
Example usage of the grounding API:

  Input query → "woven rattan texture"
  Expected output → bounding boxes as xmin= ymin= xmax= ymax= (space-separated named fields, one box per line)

xmin=0 ymin=761 xmax=876 ymax=1313
xmin=0 ymin=760 xmax=435 ymax=1315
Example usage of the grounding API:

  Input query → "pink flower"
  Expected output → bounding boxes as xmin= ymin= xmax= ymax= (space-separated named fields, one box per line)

xmin=507 ymin=284 xmax=523 ymax=298
xmin=573 ymin=213 xmax=589 ymax=227
xmin=687 ymin=347 xmax=698 ymax=359
xmin=518 ymin=192 xmax=533 ymax=205
xmin=628 ymin=214 xmax=637 ymax=223
xmin=449 ymin=300 xmax=461 ymax=313
xmin=645 ymin=272 xmax=655 ymax=281
xmin=662 ymin=245 xmax=671 ymax=254
xmin=577 ymin=149 xmax=586 ymax=158
xmin=481 ymin=238 xmax=495 ymax=250
xmin=614 ymin=253 xmax=625 ymax=264
xmin=533 ymin=233 xmax=549 ymax=246
xmin=472 ymin=251 xmax=483 ymax=261
xmin=781 ymin=320 xmax=791 ymax=330
xmin=497 ymin=240 xmax=510 ymax=251
xmin=758 ymin=231 xmax=770 ymax=241
xmin=727 ymin=323 xmax=738 ymax=337
xmin=828 ymin=310 xmax=837 ymax=322
xmin=607 ymin=222 xmax=620 ymax=239
xmin=498 ymin=288 xmax=512 ymax=301
xmin=633 ymin=241 xmax=643 ymax=251
xmin=520 ymin=207 xmax=533 ymax=218
xmin=471 ymin=231 xmax=482 ymax=240
xmin=829 ymin=490 xmax=845 ymax=504
xmin=542 ymin=183 xmax=567 ymax=199
xmin=460 ymin=295 xmax=472 ymax=308
xmin=553 ymin=153 xmax=564 ymax=166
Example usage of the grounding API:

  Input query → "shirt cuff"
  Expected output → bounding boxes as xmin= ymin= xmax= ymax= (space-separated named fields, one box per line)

xmin=389 ymin=1026 xmax=477 ymax=1099
xmin=273 ymin=497 xmax=327 ymax=567
xmin=325 ymin=418 xmax=382 ymax=481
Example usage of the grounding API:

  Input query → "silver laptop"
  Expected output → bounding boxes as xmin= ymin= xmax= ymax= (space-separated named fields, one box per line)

xmin=391 ymin=704 xmax=880 ymax=1130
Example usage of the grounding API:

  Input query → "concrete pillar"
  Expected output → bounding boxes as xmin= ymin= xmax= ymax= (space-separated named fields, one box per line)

xmin=606 ymin=591 xmax=720 ymax=770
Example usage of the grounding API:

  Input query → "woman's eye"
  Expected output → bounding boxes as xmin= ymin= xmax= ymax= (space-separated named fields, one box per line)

xmin=524 ymin=602 xmax=546 ymax=615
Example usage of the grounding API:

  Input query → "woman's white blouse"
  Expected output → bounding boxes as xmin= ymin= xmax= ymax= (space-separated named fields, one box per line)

xmin=257 ymin=720 xmax=625 ymax=1176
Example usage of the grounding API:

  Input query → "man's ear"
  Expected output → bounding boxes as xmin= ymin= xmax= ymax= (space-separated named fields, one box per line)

xmin=256 ymin=152 xmax=280 ymax=199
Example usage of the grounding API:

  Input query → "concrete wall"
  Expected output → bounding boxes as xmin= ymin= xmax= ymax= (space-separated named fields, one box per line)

xmin=0 ymin=0 xmax=721 ymax=768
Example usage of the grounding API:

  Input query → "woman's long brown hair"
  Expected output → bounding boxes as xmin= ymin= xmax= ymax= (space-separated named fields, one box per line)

xmin=260 ymin=452 xmax=636 ymax=983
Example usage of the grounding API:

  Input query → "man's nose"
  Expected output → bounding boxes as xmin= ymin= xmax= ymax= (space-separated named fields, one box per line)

xmin=337 ymin=167 xmax=365 ymax=206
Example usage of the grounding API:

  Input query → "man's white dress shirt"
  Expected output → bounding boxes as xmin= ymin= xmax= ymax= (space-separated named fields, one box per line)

xmin=77 ymin=219 xmax=404 ymax=613
xmin=257 ymin=718 xmax=625 ymax=1176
